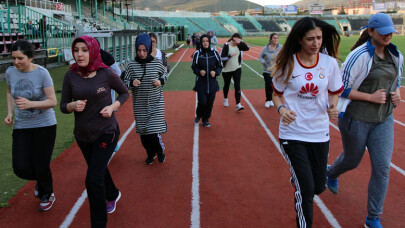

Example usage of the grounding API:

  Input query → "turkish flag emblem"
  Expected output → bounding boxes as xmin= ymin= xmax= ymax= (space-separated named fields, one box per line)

xmin=305 ymin=72 xmax=313 ymax=81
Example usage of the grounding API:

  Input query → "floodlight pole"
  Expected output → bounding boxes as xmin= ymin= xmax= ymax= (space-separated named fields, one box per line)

xmin=76 ymin=0 xmax=82 ymax=19
xmin=95 ymin=0 xmax=98 ymax=21
xmin=103 ymin=0 xmax=106 ymax=16
xmin=125 ymin=0 xmax=129 ymax=21
xmin=112 ymin=0 xmax=115 ymax=18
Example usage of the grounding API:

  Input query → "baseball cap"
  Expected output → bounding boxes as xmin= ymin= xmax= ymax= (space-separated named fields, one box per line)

xmin=361 ymin=13 xmax=397 ymax=35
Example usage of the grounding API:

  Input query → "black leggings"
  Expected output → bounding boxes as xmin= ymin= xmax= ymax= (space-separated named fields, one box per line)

xmin=222 ymin=67 xmax=242 ymax=104
xmin=12 ymin=125 xmax=56 ymax=199
xmin=76 ymin=128 xmax=120 ymax=228
xmin=263 ymin=72 xmax=274 ymax=101
xmin=140 ymin=133 xmax=165 ymax=159
xmin=280 ymin=139 xmax=329 ymax=228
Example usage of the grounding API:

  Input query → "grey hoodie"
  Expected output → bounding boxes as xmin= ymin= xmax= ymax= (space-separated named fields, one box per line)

xmin=259 ymin=43 xmax=282 ymax=74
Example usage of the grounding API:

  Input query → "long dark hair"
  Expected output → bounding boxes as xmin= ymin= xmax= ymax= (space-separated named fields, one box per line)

xmin=351 ymin=29 xmax=371 ymax=51
xmin=273 ymin=17 xmax=341 ymax=83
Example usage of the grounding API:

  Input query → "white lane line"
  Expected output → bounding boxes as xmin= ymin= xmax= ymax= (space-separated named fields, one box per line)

xmin=59 ymin=190 xmax=88 ymax=228
xmin=190 ymin=94 xmax=200 ymax=228
xmin=176 ymin=44 xmax=185 ymax=51
xmin=314 ymin=196 xmax=342 ymax=228
xmin=60 ymin=121 xmax=136 ymax=228
xmin=329 ymin=121 xmax=405 ymax=178
xmin=395 ymin=119 xmax=405 ymax=127
xmin=391 ymin=163 xmax=405 ymax=176
xmin=244 ymin=52 xmax=259 ymax=60
xmin=247 ymin=49 xmax=261 ymax=55
xmin=167 ymin=47 xmax=189 ymax=78
xmin=241 ymin=91 xmax=341 ymax=228
xmin=242 ymin=62 xmax=263 ymax=78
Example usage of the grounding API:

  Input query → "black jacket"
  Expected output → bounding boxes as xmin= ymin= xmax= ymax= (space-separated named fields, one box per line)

xmin=191 ymin=48 xmax=222 ymax=94
xmin=220 ymin=41 xmax=249 ymax=68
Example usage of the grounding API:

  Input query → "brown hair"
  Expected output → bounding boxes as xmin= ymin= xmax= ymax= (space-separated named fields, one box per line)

xmin=350 ymin=29 xmax=372 ymax=51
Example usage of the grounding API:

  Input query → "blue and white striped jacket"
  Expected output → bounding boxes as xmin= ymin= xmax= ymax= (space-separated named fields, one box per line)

xmin=337 ymin=39 xmax=403 ymax=118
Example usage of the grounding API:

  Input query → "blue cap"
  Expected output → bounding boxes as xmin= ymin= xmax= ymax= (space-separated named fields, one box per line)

xmin=361 ymin=13 xmax=397 ymax=35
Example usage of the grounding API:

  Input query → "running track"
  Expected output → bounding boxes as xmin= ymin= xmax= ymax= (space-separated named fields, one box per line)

xmin=1 ymin=43 xmax=404 ymax=227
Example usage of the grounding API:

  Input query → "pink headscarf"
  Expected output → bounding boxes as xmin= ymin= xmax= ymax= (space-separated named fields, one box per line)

xmin=69 ymin=35 xmax=108 ymax=77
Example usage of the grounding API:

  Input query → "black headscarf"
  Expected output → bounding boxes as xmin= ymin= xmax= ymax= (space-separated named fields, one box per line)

xmin=199 ymin=34 xmax=211 ymax=53
xmin=100 ymin=49 xmax=115 ymax=66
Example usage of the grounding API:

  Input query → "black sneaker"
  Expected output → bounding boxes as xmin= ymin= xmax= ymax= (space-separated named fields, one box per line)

xmin=145 ymin=155 xmax=156 ymax=165
xmin=203 ymin=122 xmax=211 ymax=127
xmin=158 ymin=152 xmax=166 ymax=163
xmin=194 ymin=116 xmax=201 ymax=124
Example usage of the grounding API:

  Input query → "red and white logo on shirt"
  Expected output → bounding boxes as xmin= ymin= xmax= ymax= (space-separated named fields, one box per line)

xmin=305 ymin=72 xmax=313 ymax=81
xmin=300 ymin=83 xmax=319 ymax=96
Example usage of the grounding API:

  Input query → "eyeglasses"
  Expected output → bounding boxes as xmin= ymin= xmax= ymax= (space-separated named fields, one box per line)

xmin=152 ymin=40 xmax=157 ymax=43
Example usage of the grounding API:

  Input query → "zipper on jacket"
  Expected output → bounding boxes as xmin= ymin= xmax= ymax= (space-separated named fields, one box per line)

xmin=206 ymin=52 xmax=209 ymax=93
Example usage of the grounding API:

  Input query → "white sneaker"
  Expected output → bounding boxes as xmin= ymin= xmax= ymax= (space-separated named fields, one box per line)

xmin=224 ymin=98 xmax=229 ymax=107
xmin=236 ymin=103 xmax=244 ymax=111
xmin=265 ymin=101 xmax=271 ymax=108
xmin=269 ymin=101 xmax=274 ymax=107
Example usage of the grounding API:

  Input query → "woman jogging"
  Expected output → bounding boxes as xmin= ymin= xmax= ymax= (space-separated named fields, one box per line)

xmin=4 ymin=40 xmax=57 ymax=212
xmin=271 ymin=17 xmax=343 ymax=228
xmin=259 ymin=33 xmax=282 ymax=108
xmin=191 ymin=34 xmax=223 ymax=127
xmin=207 ymin=30 xmax=218 ymax=51
xmin=149 ymin=32 xmax=170 ymax=73
xmin=60 ymin=35 xmax=129 ymax=227
xmin=327 ymin=13 xmax=403 ymax=228
xmin=220 ymin=33 xmax=249 ymax=110
xmin=122 ymin=33 xmax=168 ymax=165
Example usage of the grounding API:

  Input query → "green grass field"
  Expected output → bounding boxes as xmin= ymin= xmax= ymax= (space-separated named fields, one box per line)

xmin=0 ymin=35 xmax=404 ymax=207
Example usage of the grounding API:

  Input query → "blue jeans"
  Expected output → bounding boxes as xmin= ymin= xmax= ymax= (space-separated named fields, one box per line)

xmin=329 ymin=114 xmax=394 ymax=219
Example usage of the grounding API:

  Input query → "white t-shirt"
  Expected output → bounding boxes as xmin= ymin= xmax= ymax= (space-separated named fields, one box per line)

xmin=272 ymin=53 xmax=343 ymax=142
xmin=155 ymin=49 xmax=163 ymax=62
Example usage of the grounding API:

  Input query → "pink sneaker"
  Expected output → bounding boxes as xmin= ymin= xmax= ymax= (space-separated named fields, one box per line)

xmin=107 ymin=191 xmax=121 ymax=213
xmin=39 ymin=193 xmax=55 ymax=212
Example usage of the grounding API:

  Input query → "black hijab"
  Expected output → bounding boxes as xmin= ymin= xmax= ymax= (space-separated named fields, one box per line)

xmin=199 ymin=34 xmax=211 ymax=53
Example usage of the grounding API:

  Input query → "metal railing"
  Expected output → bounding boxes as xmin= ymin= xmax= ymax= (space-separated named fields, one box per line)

xmin=80 ymin=30 xmax=177 ymax=66
xmin=0 ymin=5 xmax=74 ymax=63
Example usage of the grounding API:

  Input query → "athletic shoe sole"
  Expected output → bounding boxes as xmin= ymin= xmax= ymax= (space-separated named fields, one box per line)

xmin=107 ymin=191 xmax=121 ymax=214
xmin=39 ymin=193 xmax=55 ymax=212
